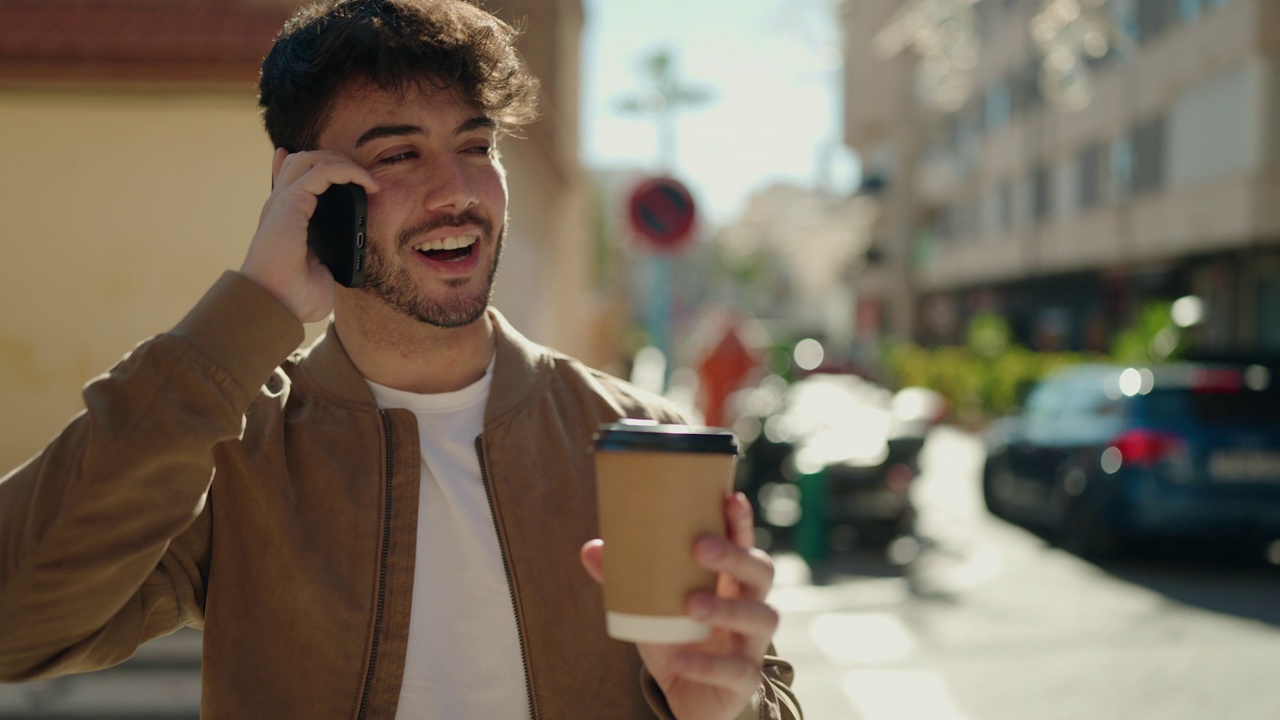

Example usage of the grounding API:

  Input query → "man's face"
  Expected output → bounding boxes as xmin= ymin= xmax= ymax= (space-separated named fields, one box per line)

xmin=317 ymin=81 xmax=508 ymax=328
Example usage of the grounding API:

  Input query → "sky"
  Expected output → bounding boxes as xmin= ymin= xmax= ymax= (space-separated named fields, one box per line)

xmin=579 ymin=0 xmax=859 ymax=227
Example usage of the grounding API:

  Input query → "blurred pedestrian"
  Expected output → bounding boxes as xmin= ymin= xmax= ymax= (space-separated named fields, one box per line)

xmin=0 ymin=1 xmax=799 ymax=718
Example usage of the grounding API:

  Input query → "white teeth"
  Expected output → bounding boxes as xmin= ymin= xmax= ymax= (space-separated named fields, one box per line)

xmin=412 ymin=235 xmax=478 ymax=253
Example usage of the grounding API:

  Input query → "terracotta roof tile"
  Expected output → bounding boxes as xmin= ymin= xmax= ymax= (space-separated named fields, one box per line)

xmin=0 ymin=0 xmax=297 ymax=84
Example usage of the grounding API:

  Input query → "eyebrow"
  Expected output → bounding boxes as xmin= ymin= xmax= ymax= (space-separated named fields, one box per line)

xmin=354 ymin=124 xmax=423 ymax=148
xmin=354 ymin=116 xmax=497 ymax=148
xmin=457 ymin=116 xmax=498 ymax=134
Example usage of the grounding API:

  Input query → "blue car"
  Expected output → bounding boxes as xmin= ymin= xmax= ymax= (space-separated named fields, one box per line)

xmin=982 ymin=362 xmax=1280 ymax=558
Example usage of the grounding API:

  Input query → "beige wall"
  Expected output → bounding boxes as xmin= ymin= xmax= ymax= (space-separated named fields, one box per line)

xmin=489 ymin=0 xmax=593 ymax=364
xmin=0 ymin=2 xmax=590 ymax=476
xmin=0 ymin=87 xmax=271 ymax=473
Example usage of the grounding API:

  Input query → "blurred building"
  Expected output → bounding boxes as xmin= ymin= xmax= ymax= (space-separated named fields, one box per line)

xmin=0 ymin=0 xmax=585 ymax=715
xmin=0 ymin=0 xmax=590 ymax=476
xmin=710 ymin=182 xmax=883 ymax=378
xmin=841 ymin=0 xmax=1280 ymax=356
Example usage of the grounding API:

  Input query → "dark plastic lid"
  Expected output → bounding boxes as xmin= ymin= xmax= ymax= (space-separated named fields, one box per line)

xmin=593 ymin=419 xmax=740 ymax=455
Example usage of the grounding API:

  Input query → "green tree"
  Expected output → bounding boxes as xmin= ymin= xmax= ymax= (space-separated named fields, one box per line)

xmin=1111 ymin=301 xmax=1184 ymax=364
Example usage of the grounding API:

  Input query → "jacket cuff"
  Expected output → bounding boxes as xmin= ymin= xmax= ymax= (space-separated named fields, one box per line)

xmin=639 ymin=665 xmax=767 ymax=720
xmin=169 ymin=271 xmax=306 ymax=404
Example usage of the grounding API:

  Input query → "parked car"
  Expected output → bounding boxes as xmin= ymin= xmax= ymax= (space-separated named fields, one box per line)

xmin=735 ymin=374 xmax=945 ymax=550
xmin=982 ymin=361 xmax=1280 ymax=558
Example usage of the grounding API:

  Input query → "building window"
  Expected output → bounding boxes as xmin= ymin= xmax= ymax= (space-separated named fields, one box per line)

xmin=986 ymin=81 xmax=1011 ymax=133
xmin=1014 ymin=176 xmax=1033 ymax=229
xmin=936 ymin=206 xmax=954 ymax=244
xmin=1000 ymin=182 xmax=1015 ymax=231
xmin=954 ymin=198 xmax=980 ymax=240
xmin=1136 ymin=0 xmax=1178 ymax=43
xmin=1257 ymin=277 xmax=1280 ymax=353
xmin=982 ymin=188 xmax=1001 ymax=237
xmin=1054 ymin=161 xmax=1079 ymax=220
xmin=955 ymin=102 xmax=984 ymax=176
xmin=1078 ymin=144 xmax=1104 ymax=209
xmin=1033 ymin=164 xmax=1052 ymax=222
xmin=1178 ymin=0 xmax=1202 ymax=21
xmin=1113 ymin=0 xmax=1140 ymax=45
xmin=1109 ymin=136 xmax=1134 ymax=205
xmin=1024 ymin=63 xmax=1043 ymax=112
xmin=1131 ymin=116 xmax=1166 ymax=196
xmin=1008 ymin=63 xmax=1041 ymax=118
xmin=938 ymin=114 xmax=960 ymax=157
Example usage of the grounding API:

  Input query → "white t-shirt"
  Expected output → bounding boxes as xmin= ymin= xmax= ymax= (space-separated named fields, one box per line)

xmin=367 ymin=364 xmax=529 ymax=720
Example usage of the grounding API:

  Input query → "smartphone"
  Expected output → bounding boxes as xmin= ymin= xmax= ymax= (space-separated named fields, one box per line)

xmin=307 ymin=183 xmax=368 ymax=288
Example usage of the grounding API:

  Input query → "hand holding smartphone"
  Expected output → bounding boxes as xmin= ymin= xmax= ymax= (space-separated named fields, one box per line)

xmin=307 ymin=183 xmax=368 ymax=288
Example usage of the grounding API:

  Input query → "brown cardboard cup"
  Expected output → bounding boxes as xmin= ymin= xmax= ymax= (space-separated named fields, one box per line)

xmin=593 ymin=420 xmax=740 ymax=644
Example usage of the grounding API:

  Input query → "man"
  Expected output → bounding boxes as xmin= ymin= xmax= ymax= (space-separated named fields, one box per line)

xmin=0 ymin=1 xmax=800 ymax=718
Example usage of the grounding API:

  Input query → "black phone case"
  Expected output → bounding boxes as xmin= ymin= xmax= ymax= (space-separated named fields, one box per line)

xmin=307 ymin=183 xmax=368 ymax=288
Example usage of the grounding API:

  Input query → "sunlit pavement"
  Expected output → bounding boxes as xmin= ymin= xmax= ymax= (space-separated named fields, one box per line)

xmin=770 ymin=551 xmax=943 ymax=720
xmin=768 ymin=425 xmax=1280 ymax=720
xmin=768 ymin=425 xmax=991 ymax=720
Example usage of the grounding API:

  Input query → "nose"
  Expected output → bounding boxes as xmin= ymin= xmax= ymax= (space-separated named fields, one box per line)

xmin=421 ymin=155 xmax=479 ymax=214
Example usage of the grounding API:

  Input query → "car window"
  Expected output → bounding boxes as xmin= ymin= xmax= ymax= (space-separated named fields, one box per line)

xmin=1023 ymin=379 xmax=1071 ymax=420
xmin=1144 ymin=387 xmax=1280 ymax=425
xmin=1062 ymin=380 xmax=1117 ymax=418
xmin=1045 ymin=374 xmax=1127 ymax=440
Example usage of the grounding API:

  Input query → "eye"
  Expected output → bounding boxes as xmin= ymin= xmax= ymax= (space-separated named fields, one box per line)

xmin=464 ymin=144 xmax=493 ymax=156
xmin=377 ymin=150 xmax=418 ymax=166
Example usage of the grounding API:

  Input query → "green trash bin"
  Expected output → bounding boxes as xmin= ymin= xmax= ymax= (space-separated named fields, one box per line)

xmin=795 ymin=467 xmax=827 ymax=566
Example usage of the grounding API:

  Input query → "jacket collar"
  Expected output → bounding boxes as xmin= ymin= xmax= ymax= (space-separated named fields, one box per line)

xmin=297 ymin=307 xmax=545 ymax=421
xmin=485 ymin=307 xmax=547 ymax=423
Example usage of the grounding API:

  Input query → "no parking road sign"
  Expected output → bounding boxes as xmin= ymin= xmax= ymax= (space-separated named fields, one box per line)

xmin=628 ymin=176 xmax=697 ymax=252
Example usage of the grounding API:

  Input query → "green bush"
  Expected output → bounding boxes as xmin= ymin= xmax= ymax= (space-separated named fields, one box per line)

xmin=882 ymin=313 xmax=1106 ymax=426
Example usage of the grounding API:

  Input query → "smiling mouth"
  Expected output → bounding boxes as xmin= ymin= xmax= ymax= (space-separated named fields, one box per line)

xmin=411 ymin=235 xmax=478 ymax=263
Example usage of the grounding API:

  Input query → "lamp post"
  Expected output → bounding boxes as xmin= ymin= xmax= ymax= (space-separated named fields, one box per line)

xmin=616 ymin=48 xmax=712 ymax=174
xmin=616 ymin=48 xmax=712 ymax=392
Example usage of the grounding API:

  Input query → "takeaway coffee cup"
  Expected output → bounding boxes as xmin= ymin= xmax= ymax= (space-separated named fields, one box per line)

xmin=592 ymin=420 xmax=740 ymax=644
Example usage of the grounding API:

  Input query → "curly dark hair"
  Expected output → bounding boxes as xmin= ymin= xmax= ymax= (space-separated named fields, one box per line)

xmin=258 ymin=0 xmax=540 ymax=151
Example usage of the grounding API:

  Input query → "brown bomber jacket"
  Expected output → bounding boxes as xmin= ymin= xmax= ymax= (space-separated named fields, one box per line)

xmin=0 ymin=271 xmax=800 ymax=719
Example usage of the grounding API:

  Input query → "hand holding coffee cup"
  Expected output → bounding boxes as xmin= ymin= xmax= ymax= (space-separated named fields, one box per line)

xmin=590 ymin=420 xmax=740 ymax=644
xmin=580 ymin=422 xmax=785 ymax=720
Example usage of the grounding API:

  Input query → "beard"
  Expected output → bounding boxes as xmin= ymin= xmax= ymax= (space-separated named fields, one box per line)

xmin=360 ymin=210 xmax=504 ymax=329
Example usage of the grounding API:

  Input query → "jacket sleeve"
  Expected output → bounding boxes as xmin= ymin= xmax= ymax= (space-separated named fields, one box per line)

xmin=0 ymin=272 xmax=304 ymax=681
xmin=750 ymin=653 xmax=803 ymax=720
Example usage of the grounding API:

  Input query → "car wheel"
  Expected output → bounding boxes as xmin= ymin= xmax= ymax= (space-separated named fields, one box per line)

xmin=1060 ymin=495 xmax=1120 ymax=560
xmin=853 ymin=518 xmax=901 ymax=548
xmin=982 ymin=459 xmax=1013 ymax=520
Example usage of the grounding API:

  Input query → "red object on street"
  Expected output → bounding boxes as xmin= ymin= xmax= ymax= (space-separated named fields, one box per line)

xmin=627 ymin=176 xmax=697 ymax=251
xmin=697 ymin=324 xmax=758 ymax=428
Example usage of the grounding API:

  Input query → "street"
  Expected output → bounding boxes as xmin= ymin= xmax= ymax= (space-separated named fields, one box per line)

xmin=773 ymin=426 xmax=1280 ymax=719
xmin=4 ymin=427 xmax=1280 ymax=719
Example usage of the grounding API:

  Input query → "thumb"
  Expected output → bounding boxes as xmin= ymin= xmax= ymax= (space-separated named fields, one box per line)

xmin=579 ymin=539 xmax=605 ymax=585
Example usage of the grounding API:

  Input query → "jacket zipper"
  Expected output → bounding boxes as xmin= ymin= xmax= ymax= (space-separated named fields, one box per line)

xmin=357 ymin=410 xmax=396 ymax=720
xmin=475 ymin=435 xmax=537 ymax=719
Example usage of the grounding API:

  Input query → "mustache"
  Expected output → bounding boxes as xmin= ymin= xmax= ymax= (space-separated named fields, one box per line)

xmin=397 ymin=210 xmax=492 ymax=247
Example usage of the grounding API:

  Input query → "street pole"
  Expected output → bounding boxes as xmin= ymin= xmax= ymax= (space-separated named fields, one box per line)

xmin=617 ymin=48 xmax=711 ymax=392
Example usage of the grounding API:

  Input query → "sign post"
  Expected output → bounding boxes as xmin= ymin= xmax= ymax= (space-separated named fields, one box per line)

xmin=628 ymin=177 xmax=697 ymax=392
